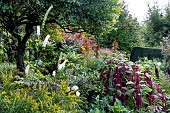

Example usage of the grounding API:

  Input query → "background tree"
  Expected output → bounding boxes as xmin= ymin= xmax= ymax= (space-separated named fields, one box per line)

xmin=141 ymin=1 xmax=170 ymax=47
xmin=97 ymin=1 xmax=139 ymax=52
xmin=0 ymin=0 xmax=121 ymax=77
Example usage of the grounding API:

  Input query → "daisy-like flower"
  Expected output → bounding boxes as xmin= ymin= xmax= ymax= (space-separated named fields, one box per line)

xmin=71 ymin=85 xmax=79 ymax=91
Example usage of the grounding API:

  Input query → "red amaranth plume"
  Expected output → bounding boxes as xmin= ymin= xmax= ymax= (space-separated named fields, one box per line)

xmin=154 ymin=64 xmax=159 ymax=79
xmin=166 ymin=68 xmax=170 ymax=77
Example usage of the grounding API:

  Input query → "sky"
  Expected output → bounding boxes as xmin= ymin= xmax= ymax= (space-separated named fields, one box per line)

xmin=124 ymin=0 xmax=169 ymax=22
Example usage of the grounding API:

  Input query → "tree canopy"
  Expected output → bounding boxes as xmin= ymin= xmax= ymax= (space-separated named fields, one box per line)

xmin=142 ymin=2 xmax=170 ymax=46
xmin=97 ymin=1 xmax=139 ymax=52
xmin=0 ymin=0 xmax=121 ymax=76
xmin=0 ymin=0 xmax=121 ymax=35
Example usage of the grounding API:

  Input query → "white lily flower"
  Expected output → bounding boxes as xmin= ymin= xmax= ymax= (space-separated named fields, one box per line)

xmin=71 ymin=85 xmax=79 ymax=91
xmin=25 ymin=65 xmax=30 ymax=74
xmin=37 ymin=26 xmax=40 ymax=35
xmin=76 ymin=91 xmax=80 ymax=96
xmin=58 ymin=60 xmax=68 ymax=70
xmin=43 ymin=35 xmax=50 ymax=47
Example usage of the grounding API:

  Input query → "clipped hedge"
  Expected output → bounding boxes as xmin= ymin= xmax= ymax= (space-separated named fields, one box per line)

xmin=130 ymin=47 xmax=164 ymax=62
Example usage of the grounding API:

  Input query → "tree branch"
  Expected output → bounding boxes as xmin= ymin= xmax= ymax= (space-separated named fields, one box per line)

xmin=10 ymin=32 xmax=21 ymax=45
xmin=21 ymin=23 xmax=34 ymax=47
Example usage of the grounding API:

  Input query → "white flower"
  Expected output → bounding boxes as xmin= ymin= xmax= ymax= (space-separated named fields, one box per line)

xmin=42 ymin=35 xmax=50 ymax=47
xmin=144 ymin=64 xmax=149 ymax=67
xmin=37 ymin=26 xmax=40 ymax=35
xmin=74 ymin=76 xmax=77 ymax=79
xmin=52 ymin=71 xmax=56 ymax=77
xmin=67 ymin=87 xmax=71 ymax=92
xmin=26 ymin=50 xmax=29 ymax=57
xmin=76 ymin=91 xmax=80 ymax=96
xmin=144 ymin=57 xmax=148 ymax=60
xmin=157 ymin=62 xmax=161 ymax=66
xmin=71 ymin=85 xmax=79 ymax=91
xmin=58 ymin=60 xmax=68 ymax=70
xmin=25 ymin=65 xmax=30 ymax=74
xmin=37 ymin=60 xmax=42 ymax=65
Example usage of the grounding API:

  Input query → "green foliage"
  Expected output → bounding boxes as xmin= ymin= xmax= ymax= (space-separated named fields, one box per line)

xmin=0 ymin=71 xmax=82 ymax=113
xmin=0 ymin=62 xmax=16 ymax=75
xmin=0 ymin=0 xmax=121 ymax=36
xmin=97 ymin=1 xmax=139 ymax=52
xmin=25 ymin=36 xmax=61 ymax=75
xmin=88 ymin=95 xmax=129 ymax=113
xmin=141 ymin=2 xmax=170 ymax=47
xmin=161 ymin=37 xmax=170 ymax=67
xmin=0 ymin=0 xmax=122 ymax=76
xmin=99 ymin=56 xmax=166 ymax=112
xmin=130 ymin=47 xmax=164 ymax=62
xmin=44 ymin=23 xmax=64 ymax=42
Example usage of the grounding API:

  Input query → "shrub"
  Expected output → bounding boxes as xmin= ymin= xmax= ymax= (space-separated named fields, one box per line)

xmin=0 ymin=71 xmax=82 ymax=113
xmin=100 ymin=59 xmax=166 ymax=112
xmin=130 ymin=47 xmax=163 ymax=62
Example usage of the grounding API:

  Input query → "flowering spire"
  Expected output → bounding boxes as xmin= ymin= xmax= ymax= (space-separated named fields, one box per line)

xmin=154 ymin=64 xmax=159 ymax=79
xmin=42 ymin=35 xmax=50 ymax=47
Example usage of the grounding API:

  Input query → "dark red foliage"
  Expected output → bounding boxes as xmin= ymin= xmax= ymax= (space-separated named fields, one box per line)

xmin=154 ymin=64 xmax=159 ymax=79
xmin=155 ymin=84 xmax=166 ymax=106
xmin=100 ymin=60 xmax=167 ymax=111
xmin=166 ymin=67 xmax=170 ymax=77
xmin=144 ymin=73 xmax=154 ymax=105
xmin=132 ymin=65 xmax=139 ymax=72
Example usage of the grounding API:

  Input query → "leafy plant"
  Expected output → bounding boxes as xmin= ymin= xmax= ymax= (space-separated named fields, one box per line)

xmin=141 ymin=1 xmax=170 ymax=47
xmin=97 ymin=1 xmax=139 ymax=52
xmin=100 ymin=59 xmax=167 ymax=112
xmin=0 ymin=71 xmax=82 ymax=113
xmin=0 ymin=0 xmax=121 ymax=76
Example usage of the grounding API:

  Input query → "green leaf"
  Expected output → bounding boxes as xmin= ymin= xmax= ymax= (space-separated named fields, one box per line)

xmin=126 ymin=81 xmax=134 ymax=85
xmin=117 ymin=90 xmax=122 ymax=96
xmin=114 ymin=98 xmax=122 ymax=106
xmin=95 ymin=108 xmax=101 ymax=113
xmin=142 ymin=87 xmax=152 ymax=92
xmin=125 ymin=89 xmax=135 ymax=96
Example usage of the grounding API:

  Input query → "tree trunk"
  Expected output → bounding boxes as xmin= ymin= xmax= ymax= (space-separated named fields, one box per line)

xmin=16 ymin=23 xmax=34 ymax=77
xmin=16 ymin=45 xmax=25 ymax=77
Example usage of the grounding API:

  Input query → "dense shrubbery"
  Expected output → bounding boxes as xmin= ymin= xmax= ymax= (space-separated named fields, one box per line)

xmin=0 ymin=28 xmax=169 ymax=112
xmin=97 ymin=1 xmax=139 ymax=52
xmin=0 ymin=1 xmax=169 ymax=113
xmin=0 ymin=71 xmax=82 ymax=113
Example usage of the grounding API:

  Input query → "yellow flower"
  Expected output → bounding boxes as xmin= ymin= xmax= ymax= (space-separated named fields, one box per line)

xmin=2 ymin=91 xmax=6 ymax=95
xmin=103 ymin=51 xmax=108 ymax=56
xmin=10 ymin=82 xmax=14 ymax=85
